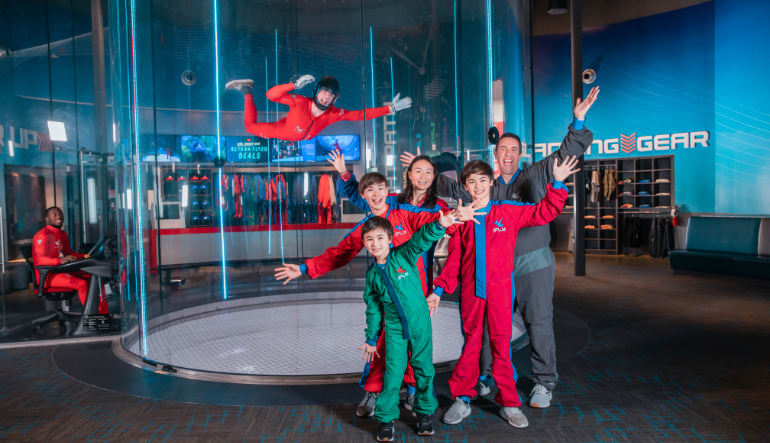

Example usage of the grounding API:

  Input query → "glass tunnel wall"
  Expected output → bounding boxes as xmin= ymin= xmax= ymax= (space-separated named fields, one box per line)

xmin=0 ymin=0 xmax=115 ymax=336
xmin=111 ymin=0 xmax=531 ymax=363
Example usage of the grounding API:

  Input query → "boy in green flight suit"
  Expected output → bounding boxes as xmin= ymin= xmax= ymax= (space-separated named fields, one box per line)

xmin=357 ymin=209 xmax=463 ymax=441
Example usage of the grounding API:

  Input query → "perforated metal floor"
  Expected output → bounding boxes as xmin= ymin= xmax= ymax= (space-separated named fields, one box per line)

xmin=127 ymin=300 xmax=463 ymax=376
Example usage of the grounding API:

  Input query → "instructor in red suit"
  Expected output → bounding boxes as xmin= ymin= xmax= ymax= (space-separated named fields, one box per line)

xmin=225 ymin=74 xmax=412 ymax=141
xmin=31 ymin=207 xmax=109 ymax=314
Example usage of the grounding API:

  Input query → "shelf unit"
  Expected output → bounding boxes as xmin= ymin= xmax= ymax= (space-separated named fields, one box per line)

xmin=563 ymin=154 xmax=674 ymax=255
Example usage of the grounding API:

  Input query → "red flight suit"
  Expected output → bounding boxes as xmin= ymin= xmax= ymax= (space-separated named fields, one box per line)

xmin=243 ymin=83 xmax=391 ymax=141
xmin=433 ymin=182 xmax=568 ymax=407
xmin=32 ymin=225 xmax=109 ymax=314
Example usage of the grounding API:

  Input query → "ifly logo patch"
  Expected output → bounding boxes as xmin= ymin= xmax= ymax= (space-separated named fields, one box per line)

xmin=492 ymin=218 xmax=506 ymax=233
xmin=394 ymin=224 xmax=408 ymax=237
xmin=396 ymin=266 xmax=410 ymax=280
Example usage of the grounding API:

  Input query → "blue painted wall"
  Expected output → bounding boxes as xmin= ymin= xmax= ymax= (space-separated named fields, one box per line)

xmin=530 ymin=0 xmax=770 ymax=215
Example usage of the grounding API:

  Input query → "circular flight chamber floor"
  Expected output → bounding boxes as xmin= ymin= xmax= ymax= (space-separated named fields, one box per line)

xmin=118 ymin=291 xmax=464 ymax=384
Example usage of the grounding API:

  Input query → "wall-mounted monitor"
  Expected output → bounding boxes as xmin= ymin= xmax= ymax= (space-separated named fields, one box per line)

xmin=141 ymin=134 xmax=180 ymax=162
xmin=315 ymin=135 xmax=361 ymax=161
xmin=179 ymin=135 xmax=223 ymax=163
xmin=225 ymin=136 xmax=269 ymax=162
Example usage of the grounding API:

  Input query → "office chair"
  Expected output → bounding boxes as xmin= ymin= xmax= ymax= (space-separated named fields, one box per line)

xmin=19 ymin=245 xmax=81 ymax=336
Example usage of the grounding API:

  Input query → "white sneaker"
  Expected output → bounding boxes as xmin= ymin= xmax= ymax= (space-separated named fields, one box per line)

xmin=529 ymin=383 xmax=552 ymax=408
xmin=500 ymin=406 xmax=529 ymax=428
xmin=224 ymin=79 xmax=254 ymax=95
xmin=476 ymin=378 xmax=491 ymax=396
xmin=442 ymin=398 xmax=471 ymax=425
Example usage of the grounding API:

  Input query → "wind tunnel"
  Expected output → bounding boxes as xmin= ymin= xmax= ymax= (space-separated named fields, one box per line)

xmin=110 ymin=0 xmax=531 ymax=381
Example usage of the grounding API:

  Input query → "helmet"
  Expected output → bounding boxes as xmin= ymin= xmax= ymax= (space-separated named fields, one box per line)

xmin=313 ymin=76 xmax=340 ymax=111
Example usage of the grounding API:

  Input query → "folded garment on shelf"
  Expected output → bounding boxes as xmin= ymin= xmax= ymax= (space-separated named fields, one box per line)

xmin=621 ymin=203 xmax=634 ymax=209
xmin=585 ymin=225 xmax=597 ymax=230
xmin=585 ymin=215 xmax=596 ymax=219
xmin=656 ymin=192 xmax=671 ymax=196
xmin=655 ymin=178 xmax=670 ymax=183
xmin=638 ymin=191 xmax=651 ymax=196
xmin=639 ymin=204 xmax=652 ymax=208
xmin=655 ymin=205 xmax=670 ymax=208
xmin=600 ymin=224 xmax=614 ymax=230
xmin=638 ymin=179 xmax=651 ymax=183
xmin=618 ymin=178 xmax=633 ymax=184
xmin=601 ymin=214 xmax=615 ymax=219
xmin=622 ymin=191 xmax=633 ymax=196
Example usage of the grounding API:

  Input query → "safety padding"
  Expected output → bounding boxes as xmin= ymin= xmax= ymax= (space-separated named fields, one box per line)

xmin=685 ymin=216 xmax=759 ymax=255
xmin=758 ymin=218 xmax=770 ymax=257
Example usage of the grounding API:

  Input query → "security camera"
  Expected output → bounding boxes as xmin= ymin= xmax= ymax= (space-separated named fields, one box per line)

xmin=181 ymin=70 xmax=197 ymax=87
xmin=582 ymin=68 xmax=596 ymax=85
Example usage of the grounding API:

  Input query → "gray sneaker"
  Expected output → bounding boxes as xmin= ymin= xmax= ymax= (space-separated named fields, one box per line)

xmin=403 ymin=392 xmax=415 ymax=412
xmin=476 ymin=378 xmax=491 ymax=396
xmin=224 ymin=79 xmax=254 ymax=95
xmin=442 ymin=398 xmax=472 ymax=425
xmin=356 ymin=391 xmax=377 ymax=417
xmin=500 ymin=406 xmax=529 ymax=428
xmin=528 ymin=384 xmax=552 ymax=408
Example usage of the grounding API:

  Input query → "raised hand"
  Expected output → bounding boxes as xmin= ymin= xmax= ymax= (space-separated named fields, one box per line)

xmin=326 ymin=149 xmax=346 ymax=174
xmin=426 ymin=293 xmax=440 ymax=317
xmin=455 ymin=200 xmax=487 ymax=224
xmin=274 ymin=263 xmax=302 ymax=285
xmin=400 ymin=147 xmax=421 ymax=168
xmin=358 ymin=343 xmax=379 ymax=363
xmin=294 ymin=74 xmax=316 ymax=90
xmin=553 ymin=155 xmax=581 ymax=182
xmin=574 ymin=86 xmax=599 ymax=120
xmin=389 ymin=93 xmax=412 ymax=113
xmin=438 ymin=209 xmax=462 ymax=228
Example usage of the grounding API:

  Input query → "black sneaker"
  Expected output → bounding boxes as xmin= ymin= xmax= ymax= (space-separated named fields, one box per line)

xmin=415 ymin=413 xmax=435 ymax=436
xmin=376 ymin=421 xmax=395 ymax=442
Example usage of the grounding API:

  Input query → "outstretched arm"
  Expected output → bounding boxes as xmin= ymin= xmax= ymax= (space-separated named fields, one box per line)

xmin=512 ymin=156 xmax=579 ymax=228
xmin=524 ymin=86 xmax=598 ymax=183
xmin=336 ymin=171 xmax=370 ymax=212
xmin=265 ymin=83 xmax=299 ymax=106
xmin=337 ymin=92 xmax=412 ymax=121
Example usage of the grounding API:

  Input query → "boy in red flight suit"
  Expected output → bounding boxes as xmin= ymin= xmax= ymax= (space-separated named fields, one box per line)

xmin=432 ymin=156 xmax=579 ymax=429
xmin=32 ymin=207 xmax=109 ymax=314
xmin=226 ymin=75 xmax=411 ymax=141
xmin=274 ymin=172 xmax=479 ymax=418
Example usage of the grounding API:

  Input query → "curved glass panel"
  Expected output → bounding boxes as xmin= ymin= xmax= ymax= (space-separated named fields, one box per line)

xmin=110 ymin=0 xmax=530 ymax=374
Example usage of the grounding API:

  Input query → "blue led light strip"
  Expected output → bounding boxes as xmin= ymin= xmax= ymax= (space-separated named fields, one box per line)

xmin=129 ymin=0 xmax=148 ymax=354
xmin=486 ymin=0 xmax=493 ymax=128
xmin=213 ymin=0 xmax=228 ymax=300
xmin=275 ymin=29 xmax=285 ymax=262
xmin=265 ymin=58 xmax=271 ymax=254
xmin=369 ymin=26 xmax=376 ymax=169
xmin=485 ymin=0 xmax=494 ymax=165
xmin=453 ymin=0 xmax=460 ymax=156
xmin=389 ymin=57 xmax=395 ymax=186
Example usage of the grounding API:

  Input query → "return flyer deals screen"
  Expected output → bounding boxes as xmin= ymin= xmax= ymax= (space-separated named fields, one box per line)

xmin=226 ymin=136 xmax=269 ymax=162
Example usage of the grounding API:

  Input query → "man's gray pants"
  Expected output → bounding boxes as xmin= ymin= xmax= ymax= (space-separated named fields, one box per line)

xmin=479 ymin=248 xmax=558 ymax=391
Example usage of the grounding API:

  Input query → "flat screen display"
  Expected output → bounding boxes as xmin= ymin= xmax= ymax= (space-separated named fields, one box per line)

xmin=179 ymin=135 xmax=222 ymax=162
xmin=314 ymin=135 xmax=361 ymax=161
xmin=225 ymin=136 xmax=269 ymax=162
xmin=141 ymin=134 xmax=180 ymax=162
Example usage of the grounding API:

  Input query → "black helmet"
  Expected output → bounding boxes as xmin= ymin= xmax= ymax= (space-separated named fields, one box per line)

xmin=313 ymin=76 xmax=340 ymax=110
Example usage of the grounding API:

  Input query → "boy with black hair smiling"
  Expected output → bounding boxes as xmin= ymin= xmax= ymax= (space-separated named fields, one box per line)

xmin=432 ymin=156 xmax=580 ymax=430
xmin=358 ymin=209 xmax=462 ymax=441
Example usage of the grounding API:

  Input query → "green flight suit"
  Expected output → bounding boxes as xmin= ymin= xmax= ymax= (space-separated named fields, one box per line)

xmin=363 ymin=221 xmax=446 ymax=423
